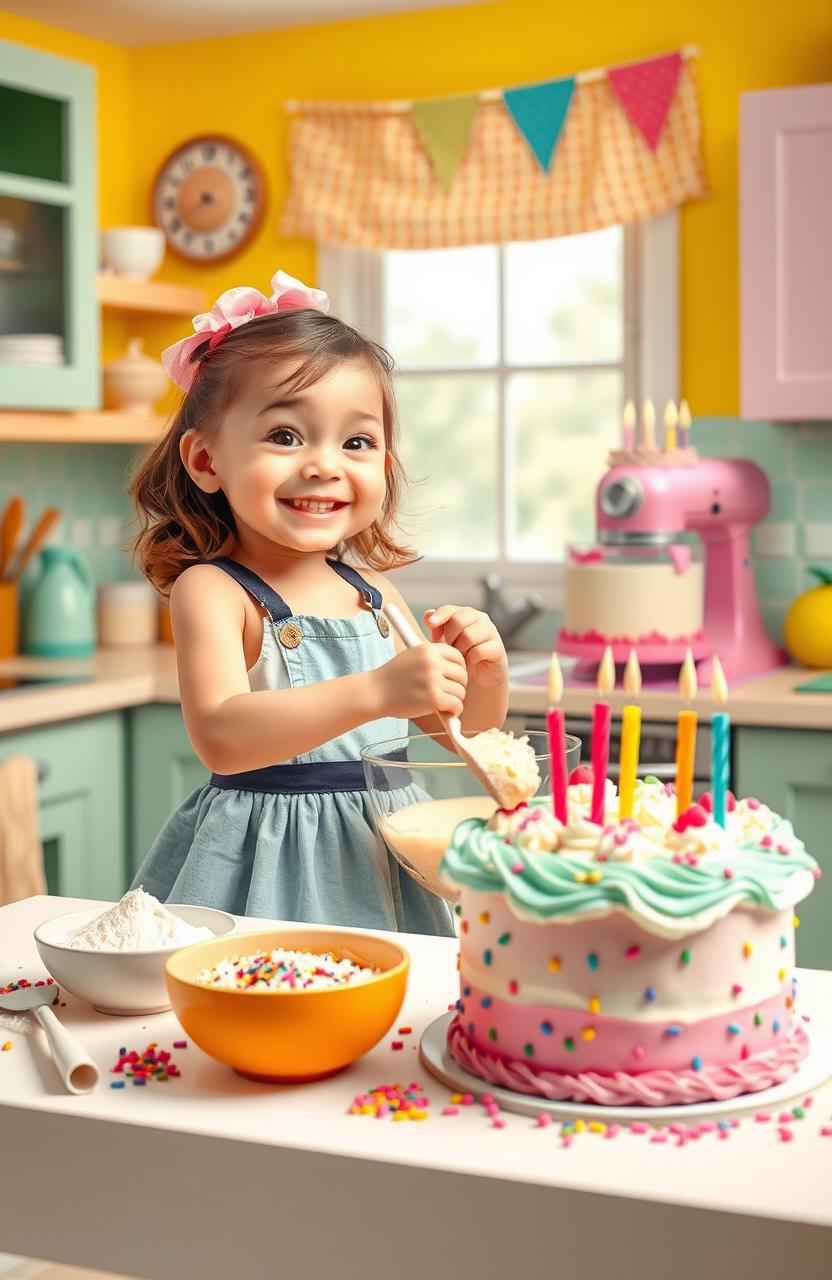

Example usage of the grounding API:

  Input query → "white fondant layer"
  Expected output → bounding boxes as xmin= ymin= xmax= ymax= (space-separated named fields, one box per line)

xmin=458 ymin=889 xmax=796 ymax=1024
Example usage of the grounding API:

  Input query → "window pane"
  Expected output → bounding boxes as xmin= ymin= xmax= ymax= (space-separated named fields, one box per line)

xmin=396 ymin=373 xmax=498 ymax=558
xmin=0 ymin=87 xmax=65 ymax=183
xmin=504 ymin=229 xmax=623 ymax=366
xmin=508 ymin=370 xmax=621 ymax=560
xmin=383 ymin=245 xmax=498 ymax=368
xmin=0 ymin=197 xmax=67 ymax=351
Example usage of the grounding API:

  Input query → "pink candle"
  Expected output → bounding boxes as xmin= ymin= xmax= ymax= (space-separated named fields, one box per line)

xmin=547 ymin=707 xmax=568 ymax=822
xmin=590 ymin=701 xmax=611 ymax=825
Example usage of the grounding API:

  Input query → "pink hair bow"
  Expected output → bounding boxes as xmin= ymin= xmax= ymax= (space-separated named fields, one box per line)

xmin=162 ymin=269 xmax=330 ymax=391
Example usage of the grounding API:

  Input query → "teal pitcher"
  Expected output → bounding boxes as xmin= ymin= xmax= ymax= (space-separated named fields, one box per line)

xmin=23 ymin=546 xmax=96 ymax=657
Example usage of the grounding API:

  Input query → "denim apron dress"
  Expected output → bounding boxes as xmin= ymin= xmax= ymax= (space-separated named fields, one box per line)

xmin=130 ymin=557 xmax=455 ymax=936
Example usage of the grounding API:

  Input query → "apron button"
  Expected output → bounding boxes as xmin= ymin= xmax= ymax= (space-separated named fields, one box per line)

xmin=376 ymin=611 xmax=390 ymax=638
xmin=278 ymin=620 xmax=303 ymax=649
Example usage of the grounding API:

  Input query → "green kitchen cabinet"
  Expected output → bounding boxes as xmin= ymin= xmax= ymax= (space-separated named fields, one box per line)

xmin=735 ymin=727 xmax=832 ymax=970
xmin=0 ymin=40 xmax=98 ymax=408
xmin=0 ymin=713 xmax=125 ymax=899
xmin=127 ymin=704 xmax=208 ymax=880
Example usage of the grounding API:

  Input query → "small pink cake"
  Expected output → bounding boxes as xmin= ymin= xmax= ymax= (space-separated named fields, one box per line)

xmin=439 ymin=780 xmax=819 ymax=1106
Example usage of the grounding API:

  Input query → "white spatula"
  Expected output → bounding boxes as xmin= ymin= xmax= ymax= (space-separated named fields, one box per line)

xmin=382 ymin=602 xmax=517 ymax=808
xmin=0 ymin=982 xmax=99 ymax=1094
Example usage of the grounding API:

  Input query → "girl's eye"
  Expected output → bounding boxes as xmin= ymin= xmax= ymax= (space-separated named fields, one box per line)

xmin=268 ymin=427 xmax=301 ymax=447
xmin=343 ymin=435 xmax=377 ymax=451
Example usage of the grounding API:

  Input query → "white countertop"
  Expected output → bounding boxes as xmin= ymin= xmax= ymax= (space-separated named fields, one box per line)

xmin=0 ymin=646 xmax=830 ymax=734
xmin=1 ymin=896 xmax=831 ymax=1279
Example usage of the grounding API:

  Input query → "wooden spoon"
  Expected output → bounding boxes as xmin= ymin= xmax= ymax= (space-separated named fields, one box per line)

xmin=8 ymin=506 xmax=61 ymax=581
xmin=383 ymin=601 xmax=522 ymax=809
xmin=0 ymin=495 xmax=24 ymax=579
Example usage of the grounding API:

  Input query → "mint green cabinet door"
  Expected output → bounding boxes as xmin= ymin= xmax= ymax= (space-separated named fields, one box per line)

xmin=0 ymin=40 xmax=98 ymax=408
xmin=128 ymin=705 xmax=208 ymax=879
xmin=735 ymin=727 xmax=832 ymax=970
xmin=0 ymin=714 xmax=125 ymax=899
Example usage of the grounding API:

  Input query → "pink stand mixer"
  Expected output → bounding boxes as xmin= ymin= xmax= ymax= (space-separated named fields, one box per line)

xmin=558 ymin=455 xmax=785 ymax=683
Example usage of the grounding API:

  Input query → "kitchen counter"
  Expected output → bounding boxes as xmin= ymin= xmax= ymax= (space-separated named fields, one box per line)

xmin=507 ymin=660 xmax=832 ymax=729
xmin=0 ymin=646 xmax=830 ymax=734
xmin=1 ymin=895 xmax=831 ymax=1280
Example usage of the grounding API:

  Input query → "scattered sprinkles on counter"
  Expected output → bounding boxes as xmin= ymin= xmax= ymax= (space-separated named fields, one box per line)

xmin=347 ymin=1073 xmax=832 ymax=1144
xmin=109 ymin=1041 xmax=186 ymax=1086
xmin=193 ymin=947 xmax=380 ymax=991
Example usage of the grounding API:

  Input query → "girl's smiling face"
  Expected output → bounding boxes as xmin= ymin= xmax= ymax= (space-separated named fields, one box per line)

xmin=184 ymin=358 xmax=390 ymax=559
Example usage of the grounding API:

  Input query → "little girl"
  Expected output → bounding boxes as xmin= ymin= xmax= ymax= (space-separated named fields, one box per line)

xmin=128 ymin=270 xmax=510 ymax=935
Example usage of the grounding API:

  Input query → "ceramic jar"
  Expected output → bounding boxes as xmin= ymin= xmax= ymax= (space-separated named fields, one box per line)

xmin=23 ymin=547 xmax=96 ymax=657
xmin=97 ymin=581 xmax=159 ymax=648
xmin=103 ymin=337 xmax=168 ymax=413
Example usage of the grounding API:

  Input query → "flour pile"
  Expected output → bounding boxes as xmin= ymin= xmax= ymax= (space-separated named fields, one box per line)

xmin=65 ymin=887 xmax=214 ymax=951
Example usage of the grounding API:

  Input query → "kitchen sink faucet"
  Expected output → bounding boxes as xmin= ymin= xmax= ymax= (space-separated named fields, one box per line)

xmin=480 ymin=573 xmax=545 ymax=650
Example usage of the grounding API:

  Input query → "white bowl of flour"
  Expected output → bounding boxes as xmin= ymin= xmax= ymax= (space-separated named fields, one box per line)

xmin=34 ymin=889 xmax=236 ymax=1015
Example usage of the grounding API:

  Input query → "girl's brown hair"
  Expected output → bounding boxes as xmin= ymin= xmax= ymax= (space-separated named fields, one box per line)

xmin=128 ymin=310 xmax=420 ymax=594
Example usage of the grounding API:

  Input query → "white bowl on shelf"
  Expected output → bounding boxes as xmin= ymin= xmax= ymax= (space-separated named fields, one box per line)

xmin=100 ymin=226 xmax=165 ymax=281
xmin=34 ymin=903 xmax=237 ymax=1015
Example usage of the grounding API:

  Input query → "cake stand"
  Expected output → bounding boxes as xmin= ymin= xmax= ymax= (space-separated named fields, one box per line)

xmin=420 ymin=1012 xmax=832 ymax=1124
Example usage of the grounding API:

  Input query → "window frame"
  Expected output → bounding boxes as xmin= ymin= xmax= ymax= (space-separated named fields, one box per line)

xmin=318 ymin=209 xmax=678 ymax=609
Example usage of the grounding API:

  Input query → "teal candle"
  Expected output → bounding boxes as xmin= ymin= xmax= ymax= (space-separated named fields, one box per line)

xmin=712 ymin=711 xmax=730 ymax=827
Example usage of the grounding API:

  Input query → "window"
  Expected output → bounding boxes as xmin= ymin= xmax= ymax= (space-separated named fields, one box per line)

xmin=319 ymin=211 xmax=678 ymax=607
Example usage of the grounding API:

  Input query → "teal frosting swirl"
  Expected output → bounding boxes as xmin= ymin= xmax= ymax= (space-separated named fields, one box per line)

xmin=440 ymin=816 xmax=818 ymax=928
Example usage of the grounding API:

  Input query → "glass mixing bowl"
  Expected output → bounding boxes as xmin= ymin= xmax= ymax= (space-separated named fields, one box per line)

xmin=361 ymin=730 xmax=581 ymax=901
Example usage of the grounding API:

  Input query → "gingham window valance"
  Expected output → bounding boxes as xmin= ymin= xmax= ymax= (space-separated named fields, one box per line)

xmin=280 ymin=54 xmax=707 ymax=250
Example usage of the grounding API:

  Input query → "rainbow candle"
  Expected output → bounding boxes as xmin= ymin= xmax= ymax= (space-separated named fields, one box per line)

xmin=618 ymin=705 xmax=642 ymax=820
xmin=547 ymin=652 xmax=568 ymax=823
xmin=675 ymin=649 xmax=699 ymax=816
xmin=590 ymin=646 xmax=615 ymax=825
xmin=678 ymin=398 xmax=692 ymax=450
xmin=711 ymin=656 xmax=730 ymax=827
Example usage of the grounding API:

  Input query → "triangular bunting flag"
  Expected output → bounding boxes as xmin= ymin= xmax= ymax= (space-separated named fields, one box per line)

xmin=607 ymin=52 xmax=683 ymax=152
xmin=503 ymin=77 xmax=576 ymax=173
xmin=411 ymin=95 xmax=479 ymax=192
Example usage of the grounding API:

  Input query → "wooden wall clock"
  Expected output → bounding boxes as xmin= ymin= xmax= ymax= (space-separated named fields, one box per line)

xmin=152 ymin=134 xmax=267 ymax=263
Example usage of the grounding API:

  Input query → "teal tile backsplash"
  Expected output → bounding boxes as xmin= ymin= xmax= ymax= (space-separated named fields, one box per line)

xmin=1 ymin=417 xmax=830 ymax=647
xmin=0 ymin=443 xmax=142 ymax=594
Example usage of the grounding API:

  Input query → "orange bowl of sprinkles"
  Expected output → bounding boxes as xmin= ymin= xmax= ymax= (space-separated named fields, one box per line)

xmin=165 ymin=928 xmax=409 ymax=1082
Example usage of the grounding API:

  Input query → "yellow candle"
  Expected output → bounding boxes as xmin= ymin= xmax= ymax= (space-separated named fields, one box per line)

xmin=675 ymin=710 xmax=698 ymax=815
xmin=618 ymin=704 xmax=641 ymax=820
xmin=663 ymin=400 xmax=678 ymax=452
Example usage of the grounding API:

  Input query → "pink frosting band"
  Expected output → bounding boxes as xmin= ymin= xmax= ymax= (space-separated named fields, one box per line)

xmin=447 ymin=1016 xmax=810 ymax=1107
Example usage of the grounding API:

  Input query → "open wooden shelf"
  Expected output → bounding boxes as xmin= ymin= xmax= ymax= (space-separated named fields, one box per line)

xmin=96 ymin=273 xmax=206 ymax=315
xmin=0 ymin=410 xmax=165 ymax=444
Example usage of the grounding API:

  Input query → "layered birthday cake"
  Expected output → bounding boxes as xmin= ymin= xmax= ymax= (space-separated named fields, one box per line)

xmin=559 ymin=545 xmax=706 ymax=657
xmin=439 ymin=778 xmax=819 ymax=1106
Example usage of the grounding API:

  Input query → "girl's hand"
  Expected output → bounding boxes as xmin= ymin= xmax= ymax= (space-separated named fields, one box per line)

xmin=424 ymin=606 xmax=509 ymax=690
xmin=377 ymin=641 xmax=468 ymax=720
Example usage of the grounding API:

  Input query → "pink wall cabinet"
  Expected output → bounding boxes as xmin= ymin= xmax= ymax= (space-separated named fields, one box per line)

xmin=741 ymin=83 xmax=832 ymax=420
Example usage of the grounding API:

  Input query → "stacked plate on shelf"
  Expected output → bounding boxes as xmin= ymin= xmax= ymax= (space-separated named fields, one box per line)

xmin=0 ymin=333 xmax=65 ymax=365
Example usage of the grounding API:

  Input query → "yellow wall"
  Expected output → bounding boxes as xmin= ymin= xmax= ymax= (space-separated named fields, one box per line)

xmin=4 ymin=0 xmax=832 ymax=411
